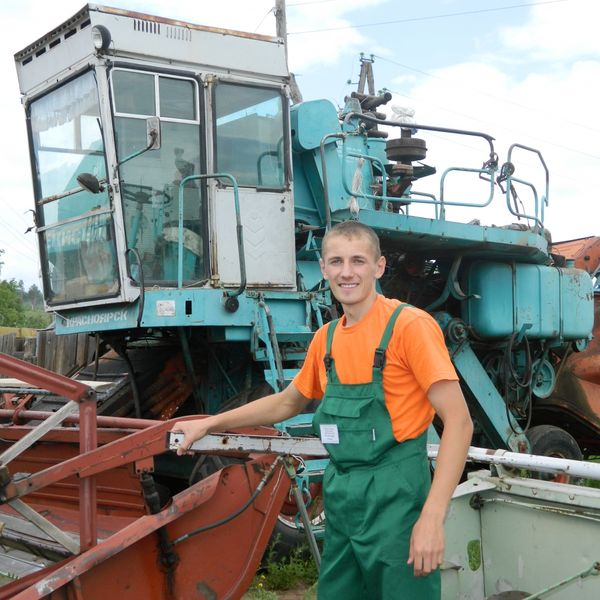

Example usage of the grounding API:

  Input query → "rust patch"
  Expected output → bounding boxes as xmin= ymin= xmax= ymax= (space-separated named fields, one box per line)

xmin=97 ymin=5 xmax=278 ymax=43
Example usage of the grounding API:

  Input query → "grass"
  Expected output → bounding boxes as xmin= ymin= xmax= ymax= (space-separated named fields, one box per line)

xmin=584 ymin=456 xmax=600 ymax=489
xmin=244 ymin=543 xmax=318 ymax=600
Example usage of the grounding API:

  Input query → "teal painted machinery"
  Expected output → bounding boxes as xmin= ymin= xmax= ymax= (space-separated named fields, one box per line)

xmin=14 ymin=6 xmax=596 ymax=467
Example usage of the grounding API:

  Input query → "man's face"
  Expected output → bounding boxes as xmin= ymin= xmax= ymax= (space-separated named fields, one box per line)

xmin=320 ymin=233 xmax=385 ymax=309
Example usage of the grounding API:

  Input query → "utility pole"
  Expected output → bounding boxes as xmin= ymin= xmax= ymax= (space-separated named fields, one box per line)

xmin=275 ymin=0 xmax=303 ymax=104
xmin=275 ymin=0 xmax=287 ymax=64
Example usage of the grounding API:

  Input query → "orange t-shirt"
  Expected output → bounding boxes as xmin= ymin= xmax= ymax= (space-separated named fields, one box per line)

xmin=293 ymin=295 xmax=458 ymax=442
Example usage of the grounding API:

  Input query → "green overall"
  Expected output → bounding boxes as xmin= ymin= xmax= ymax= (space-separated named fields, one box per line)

xmin=312 ymin=304 xmax=440 ymax=600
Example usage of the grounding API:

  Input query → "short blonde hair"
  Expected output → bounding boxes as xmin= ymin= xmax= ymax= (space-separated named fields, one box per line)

xmin=322 ymin=221 xmax=381 ymax=259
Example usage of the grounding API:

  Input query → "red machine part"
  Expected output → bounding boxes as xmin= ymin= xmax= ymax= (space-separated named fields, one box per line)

xmin=552 ymin=236 xmax=600 ymax=275
xmin=0 ymin=354 xmax=292 ymax=599
xmin=539 ymin=237 xmax=600 ymax=454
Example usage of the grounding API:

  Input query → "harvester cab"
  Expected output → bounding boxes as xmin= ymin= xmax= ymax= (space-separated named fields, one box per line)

xmin=16 ymin=5 xmax=295 ymax=314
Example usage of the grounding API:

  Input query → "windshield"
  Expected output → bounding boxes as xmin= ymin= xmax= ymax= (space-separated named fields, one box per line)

xmin=30 ymin=71 xmax=119 ymax=304
xmin=112 ymin=69 xmax=205 ymax=285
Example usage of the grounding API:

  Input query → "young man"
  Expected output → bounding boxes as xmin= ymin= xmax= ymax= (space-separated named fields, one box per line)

xmin=172 ymin=221 xmax=473 ymax=599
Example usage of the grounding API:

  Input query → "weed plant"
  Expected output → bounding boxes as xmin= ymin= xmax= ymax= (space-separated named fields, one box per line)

xmin=245 ymin=541 xmax=318 ymax=599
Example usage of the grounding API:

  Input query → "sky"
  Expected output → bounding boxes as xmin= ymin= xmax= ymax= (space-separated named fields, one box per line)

xmin=1 ymin=0 xmax=598 ymax=288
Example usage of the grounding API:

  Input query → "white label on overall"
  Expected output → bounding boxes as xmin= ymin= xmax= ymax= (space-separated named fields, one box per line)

xmin=320 ymin=424 xmax=339 ymax=444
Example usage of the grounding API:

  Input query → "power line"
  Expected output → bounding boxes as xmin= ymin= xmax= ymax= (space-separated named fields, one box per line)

xmin=253 ymin=7 xmax=274 ymax=32
xmin=289 ymin=0 xmax=567 ymax=34
xmin=0 ymin=215 xmax=38 ymax=259
xmin=374 ymin=54 xmax=600 ymax=146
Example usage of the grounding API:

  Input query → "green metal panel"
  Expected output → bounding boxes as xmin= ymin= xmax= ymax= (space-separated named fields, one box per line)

xmin=463 ymin=262 xmax=594 ymax=340
xmin=290 ymin=100 xmax=340 ymax=152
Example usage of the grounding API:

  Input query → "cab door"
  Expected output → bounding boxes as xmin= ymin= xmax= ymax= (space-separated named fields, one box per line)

xmin=208 ymin=81 xmax=295 ymax=289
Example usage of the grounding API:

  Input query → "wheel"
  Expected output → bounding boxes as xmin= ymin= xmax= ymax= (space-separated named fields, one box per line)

xmin=267 ymin=488 xmax=325 ymax=563
xmin=526 ymin=424 xmax=583 ymax=483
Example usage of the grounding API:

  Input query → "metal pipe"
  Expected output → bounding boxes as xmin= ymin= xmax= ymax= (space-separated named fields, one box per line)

xmin=503 ymin=175 xmax=544 ymax=229
xmin=8 ymin=498 xmax=80 ymax=555
xmin=0 ymin=410 xmax=154 ymax=429
xmin=283 ymin=457 xmax=321 ymax=571
xmin=340 ymin=148 xmax=388 ymax=201
xmin=343 ymin=111 xmax=496 ymax=159
xmin=258 ymin=299 xmax=285 ymax=392
xmin=112 ymin=129 xmax=159 ymax=179
xmin=439 ymin=166 xmax=497 ymax=216
xmin=125 ymin=247 xmax=145 ymax=327
xmin=177 ymin=173 xmax=246 ymax=298
xmin=522 ymin=562 xmax=599 ymax=600
xmin=170 ymin=433 xmax=600 ymax=481
xmin=0 ymin=400 xmax=79 ymax=467
xmin=36 ymin=182 xmax=105 ymax=207
xmin=429 ymin=444 xmax=600 ymax=482
xmin=0 ymin=353 xmax=92 ymax=401
xmin=319 ymin=133 xmax=345 ymax=229
xmin=507 ymin=142 xmax=549 ymax=209
xmin=79 ymin=398 xmax=97 ymax=552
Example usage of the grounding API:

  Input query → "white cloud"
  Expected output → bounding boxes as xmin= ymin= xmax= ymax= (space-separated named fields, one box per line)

xmin=500 ymin=0 xmax=600 ymax=61
xmin=383 ymin=3 xmax=600 ymax=242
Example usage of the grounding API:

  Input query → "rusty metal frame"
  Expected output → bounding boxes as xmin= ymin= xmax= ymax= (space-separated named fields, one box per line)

xmin=0 ymin=352 xmax=293 ymax=599
xmin=0 ymin=353 xmax=98 ymax=552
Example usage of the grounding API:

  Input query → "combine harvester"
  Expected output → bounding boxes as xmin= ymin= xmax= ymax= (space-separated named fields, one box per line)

xmin=0 ymin=2 xmax=598 ymax=598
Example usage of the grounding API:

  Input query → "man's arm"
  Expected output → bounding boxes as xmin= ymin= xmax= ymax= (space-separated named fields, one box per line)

xmin=407 ymin=379 xmax=473 ymax=576
xmin=170 ymin=382 xmax=312 ymax=456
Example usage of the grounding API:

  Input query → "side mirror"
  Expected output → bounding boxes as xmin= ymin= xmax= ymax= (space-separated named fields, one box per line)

xmin=147 ymin=116 xmax=161 ymax=150
xmin=77 ymin=173 xmax=104 ymax=194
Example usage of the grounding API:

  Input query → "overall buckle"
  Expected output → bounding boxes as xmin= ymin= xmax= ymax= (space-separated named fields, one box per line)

xmin=373 ymin=348 xmax=386 ymax=369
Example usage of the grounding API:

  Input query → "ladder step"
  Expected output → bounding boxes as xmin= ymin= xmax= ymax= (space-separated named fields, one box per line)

xmin=263 ymin=368 xmax=299 ymax=391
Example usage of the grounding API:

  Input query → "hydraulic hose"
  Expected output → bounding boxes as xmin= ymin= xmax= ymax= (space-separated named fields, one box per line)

xmin=172 ymin=456 xmax=283 ymax=546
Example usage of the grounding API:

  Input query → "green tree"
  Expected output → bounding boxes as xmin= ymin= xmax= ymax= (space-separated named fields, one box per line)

xmin=22 ymin=310 xmax=51 ymax=329
xmin=0 ymin=280 xmax=25 ymax=326
xmin=23 ymin=284 xmax=44 ymax=310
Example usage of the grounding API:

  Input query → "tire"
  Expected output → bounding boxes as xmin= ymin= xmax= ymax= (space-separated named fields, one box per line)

xmin=267 ymin=517 xmax=313 ymax=563
xmin=526 ymin=424 xmax=583 ymax=483
xmin=266 ymin=484 xmax=325 ymax=563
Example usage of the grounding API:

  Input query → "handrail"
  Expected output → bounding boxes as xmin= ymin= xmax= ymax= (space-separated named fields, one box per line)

xmin=504 ymin=176 xmax=543 ymax=229
xmin=503 ymin=143 xmax=549 ymax=228
xmin=177 ymin=173 xmax=246 ymax=299
xmin=339 ymin=112 xmax=503 ymax=219
xmin=343 ymin=111 xmax=497 ymax=160
xmin=439 ymin=166 xmax=497 ymax=220
xmin=319 ymin=132 xmax=346 ymax=229
xmin=341 ymin=148 xmax=388 ymax=202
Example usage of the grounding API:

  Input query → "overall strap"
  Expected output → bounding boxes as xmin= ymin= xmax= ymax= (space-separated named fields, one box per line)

xmin=373 ymin=304 xmax=409 ymax=370
xmin=323 ymin=319 xmax=340 ymax=379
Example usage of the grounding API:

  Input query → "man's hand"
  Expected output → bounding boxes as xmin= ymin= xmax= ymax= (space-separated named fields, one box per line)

xmin=407 ymin=512 xmax=445 ymax=576
xmin=170 ymin=418 xmax=212 ymax=456
xmin=407 ymin=379 xmax=472 ymax=576
xmin=169 ymin=384 xmax=311 ymax=457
